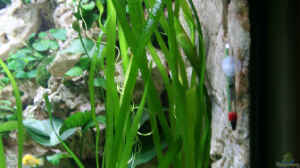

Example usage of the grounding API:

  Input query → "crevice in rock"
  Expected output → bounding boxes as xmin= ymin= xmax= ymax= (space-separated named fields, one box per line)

xmin=222 ymin=0 xmax=231 ymax=41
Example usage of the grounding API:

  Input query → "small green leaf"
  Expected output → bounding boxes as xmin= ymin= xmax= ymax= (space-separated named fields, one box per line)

xmin=48 ymin=40 xmax=59 ymax=50
xmin=24 ymin=56 xmax=36 ymax=63
xmin=5 ymin=114 xmax=17 ymax=121
xmin=7 ymin=60 xmax=25 ymax=71
xmin=27 ymin=69 xmax=38 ymax=78
xmin=46 ymin=153 xmax=72 ymax=166
xmin=65 ymin=66 xmax=83 ymax=77
xmin=23 ymin=119 xmax=76 ymax=146
xmin=61 ymin=38 xmax=94 ymax=54
xmin=38 ymin=32 xmax=48 ymax=39
xmin=0 ymin=105 xmax=13 ymax=112
xmin=0 ymin=121 xmax=17 ymax=133
xmin=0 ymin=77 xmax=9 ymax=85
xmin=60 ymin=111 xmax=93 ymax=133
xmin=11 ymin=48 xmax=32 ymax=59
xmin=49 ymin=29 xmax=67 ymax=41
xmin=32 ymin=40 xmax=50 ymax=52
xmin=15 ymin=70 xmax=28 ymax=79
xmin=81 ymin=1 xmax=95 ymax=11
xmin=0 ymin=100 xmax=12 ymax=106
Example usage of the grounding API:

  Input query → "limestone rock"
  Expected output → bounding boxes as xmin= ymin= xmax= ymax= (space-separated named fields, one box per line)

xmin=23 ymin=76 xmax=105 ymax=120
xmin=48 ymin=52 xmax=81 ymax=77
xmin=0 ymin=0 xmax=40 ymax=60
xmin=0 ymin=80 xmax=38 ymax=108
xmin=53 ymin=0 xmax=77 ymax=46
xmin=192 ymin=0 xmax=250 ymax=167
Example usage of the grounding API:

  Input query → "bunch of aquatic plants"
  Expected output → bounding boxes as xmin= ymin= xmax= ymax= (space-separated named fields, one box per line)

xmin=0 ymin=0 xmax=211 ymax=167
xmin=78 ymin=0 xmax=212 ymax=167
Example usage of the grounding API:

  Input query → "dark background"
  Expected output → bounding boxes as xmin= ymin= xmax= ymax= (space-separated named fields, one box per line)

xmin=249 ymin=0 xmax=300 ymax=167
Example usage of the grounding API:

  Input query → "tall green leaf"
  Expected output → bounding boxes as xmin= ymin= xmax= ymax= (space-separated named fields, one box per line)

xmin=0 ymin=59 xmax=24 ymax=168
xmin=0 ymin=135 xmax=6 ymax=168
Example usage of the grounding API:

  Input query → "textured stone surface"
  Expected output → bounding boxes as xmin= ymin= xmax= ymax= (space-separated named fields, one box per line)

xmin=0 ymin=0 xmax=42 ymax=60
xmin=24 ymin=76 xmax=105 ymax=120
xmin=193 ymin=0 xmax=250 ymax=167
xmin=0 ymin=80 xmax=38 ymax=109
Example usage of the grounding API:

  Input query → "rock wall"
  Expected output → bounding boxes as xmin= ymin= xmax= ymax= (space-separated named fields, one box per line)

xmin=193 ymin=0 xmax=250 ymax=167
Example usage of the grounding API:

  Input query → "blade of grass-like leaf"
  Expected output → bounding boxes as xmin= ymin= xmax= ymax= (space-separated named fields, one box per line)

xmin=0 ymin=59 xmax=23 ymax=168
xmin=179 ymin=0 xmax=195 ymax=43
xmin=0 ymin=121 xmax=17 ymax=133
xmin=154 ymin=31 xmax=170 ymax=59
xmin=140 ymin=66 xmax=172 ymax=149
xmin=174 ymin=17 xmax=201 ymax=76
xmin=103 ymin=0 xmax=119 ymax=167
xmin=147 ymin=44 xmax=170 ymax=88
xmin=178 ymin=53 xmax=189 ymax=88
xmin=187 ymin=0 xmax=206 ymax=88
xmin=112 ymin=0 xmax=166 ymax=165
xmin=76 ymin=1 xmax=105 ymax=166
xmin=96 ymin=0 xmax=105 ymax=28
xmin=165 ymin=0 xmax=180 ymax=85
xmin=147 ymin=43 xmax=177 ymax=132
xmin=195 ymin=86 xmax=211 ymax=168
xmin=128 ymin=0 xmax=144 ymax=33
xmin=203 ymin=87 xmax=212 ymax=168
xmin=119 ymin=71 xmax=150 ymax=168
xmin=184 ymin=87 xmax=199 ymax=168
xmin=171 ymin=84 xmax=191 ymax=168
xmin=111 ymin=0 xmax=137 ymax=46
xmin=44 ymin=94 xmax=84 ymax=168
xmin=158 ymin=139 xmax=182 ymax=168
xmin=147 ymin=98 xmax=163 ymax=163
xmin=76 ymin=0 xmax=90 ymax=57
xmin=0 ymin=135 xmax=6 ymax=168
xmin=88 ymin=32 xmax=104 ymax=168
xmin=118 ymin=25 xmax=129 ymax=73
xmin=174 ymin=0 xmax=180 ymax=17
xmin=186 ymin=1 xmax=211 ymax=167
xmin=115 ymin=0 xmax=164 ymax=120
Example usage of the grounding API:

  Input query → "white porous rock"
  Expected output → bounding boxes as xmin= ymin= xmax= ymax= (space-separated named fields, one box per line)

xmin=23 ymin=87 xmax=50 ymax=120
xmin=53 ymin=0 xmax=77 ymax=41
xmin=48 ymin=51 xmax=81 ymax=77
xmin=0 ymin=0 xmax=40 ymax=59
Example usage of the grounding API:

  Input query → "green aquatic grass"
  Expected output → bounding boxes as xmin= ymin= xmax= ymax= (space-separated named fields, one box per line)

xmin=102 ymin=0 xmax=211 ymax=168
xmin=0 ymin=59 xmax=24 ymax=168
xmin=101 ymin=0 xmax=211 ymax=167
xmin=87 ymin=27 xmax=104 ymax=168
xmin=0 ymin=135 xmax=6 ymax=168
